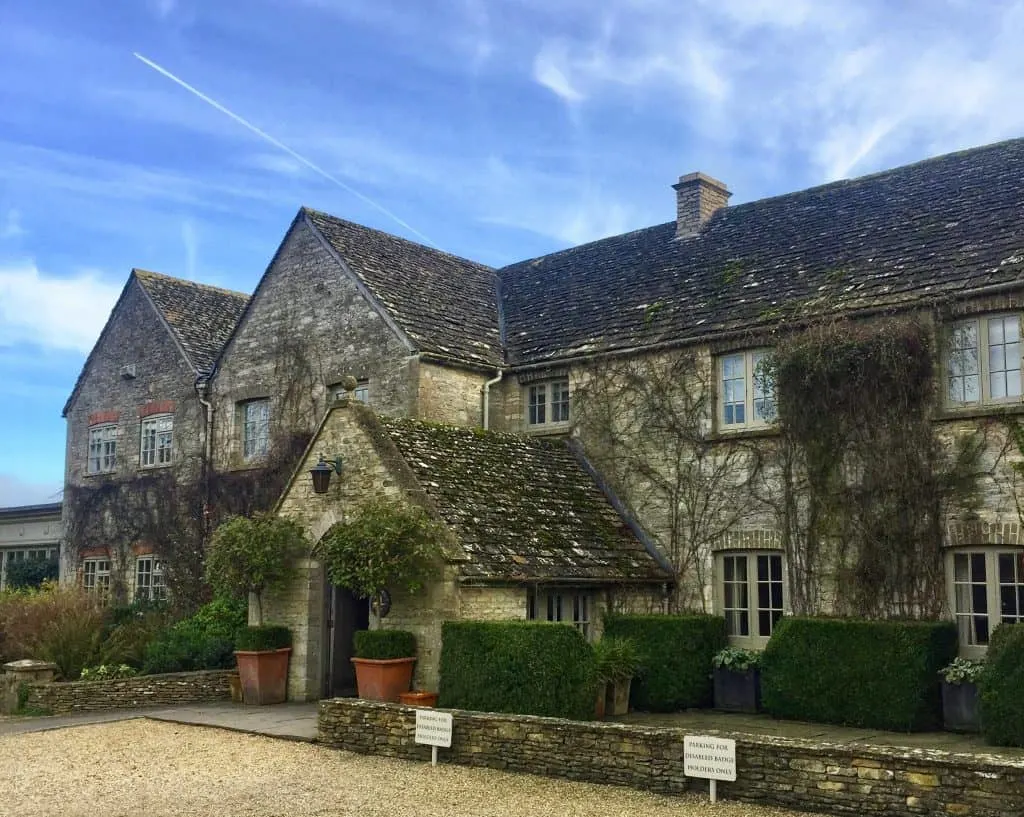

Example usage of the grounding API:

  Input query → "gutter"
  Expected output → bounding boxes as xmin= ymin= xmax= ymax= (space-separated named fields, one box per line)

xmin=194 ymin=372 xmax=216 ymax=525
xmin=481 ymin=369 xmax=503 ymax=430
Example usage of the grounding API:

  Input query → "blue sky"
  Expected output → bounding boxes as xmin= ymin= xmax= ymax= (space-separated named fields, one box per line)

xmin=2 ymin=0 xmax=1024 ymax=505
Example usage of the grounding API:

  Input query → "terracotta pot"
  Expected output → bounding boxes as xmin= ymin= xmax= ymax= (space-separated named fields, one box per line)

xmin=607 ymin=678 xmax=632 ymax=716
xmin=228 ymin=672 xmax=243 ymax=703
xmin=235 ymin=648 xmax=291 ymax=705
xmin=351 ymin=657 xmax=416 ymax=702
xmin=594 ymin=683 xmax=608 ymax=720
xmin=399 ymin=690 xmax=438 ymax=707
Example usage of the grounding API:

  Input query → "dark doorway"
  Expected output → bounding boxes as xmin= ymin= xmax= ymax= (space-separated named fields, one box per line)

xmin=324 ymin=584 xmax=370 ymax=697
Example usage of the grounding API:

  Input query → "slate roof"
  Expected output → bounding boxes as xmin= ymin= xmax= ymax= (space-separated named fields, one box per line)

xmin=498 ymin=138 xmax=1024 ymax=364
xmin=304 ymin=209 xmax=503 ymax=368
xmin=376 ymin=416 xmax=670 ymax=583
xmin=134 ymin=269 xmax=249 ymax=374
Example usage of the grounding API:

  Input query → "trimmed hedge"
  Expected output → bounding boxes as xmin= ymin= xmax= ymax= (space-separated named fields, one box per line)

xmin=438 ymin=621 xmax=596 ymax=720
xmin=760 ymin=617 xmax=957 ymax=731
xmin=980 ymin=623 xmax=1024 ymax=746
xmin=603 ymin=614 xmax=726 ymax=711
xmin=235 ymin=625 xmax=292 ymax=652
xmin=354 ymin=629 xmax=416 ymax=659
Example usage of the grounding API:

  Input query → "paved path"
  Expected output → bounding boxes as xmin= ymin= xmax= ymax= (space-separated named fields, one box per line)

xmin=0 ymin=701 xmax=319 ymax=741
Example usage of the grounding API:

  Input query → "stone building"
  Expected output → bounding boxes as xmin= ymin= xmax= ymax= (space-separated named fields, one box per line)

xmin=0 ymin=503 xmax=62 ymax=590
xmin=64 ymin=137 xmax=1024 ymax=697
xmin=61 ymin=269 xmax=248 ymax=601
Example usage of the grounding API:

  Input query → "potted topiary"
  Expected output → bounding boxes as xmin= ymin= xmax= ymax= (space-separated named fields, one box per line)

xmin=713 ymin=646 xmax=762 ymax=713
xmin=352 ymin=629 xmax=417 ymax=702
xmin=205 ymin=514 xmax=308 ymax=705
xmin=940 ymin=657 xmax=984 ymax=733
xmin=593 ymin=636 xmax=641 ymax=718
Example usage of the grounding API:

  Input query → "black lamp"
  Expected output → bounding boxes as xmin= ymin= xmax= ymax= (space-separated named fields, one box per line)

xmin=310 ymin=455 xmax=343 ymax=494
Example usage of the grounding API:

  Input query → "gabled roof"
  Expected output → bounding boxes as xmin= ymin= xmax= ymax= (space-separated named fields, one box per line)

xmin=133 ymin=270 xmax=249 ymax=374
xmin=498 ymin=137 xmax=1024 ymax=364
xmin=304 ymin=209 xmax=503 ymax=368
xmin=63 ymin=270 xmax=248 ymax=416
xmin=375 ymin=415 xmax=670 ymax=583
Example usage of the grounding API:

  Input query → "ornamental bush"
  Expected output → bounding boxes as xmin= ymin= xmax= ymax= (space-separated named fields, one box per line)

xmin=980 ymin=624 xmax=1024 ymax=746
xmin=760 ymin=617 xmax=957 ymax=731
xmin=438 ymin=621 xmax=596 ymax=720
xmin=603 ymin=614 xmax=726 ymax=711
xmin=141 ymin=597 xmax=247 ymax=674
xmin=234 ymin=625 xmax=292 ymax=652
xmin=353 ymin=629 xmax=416 ymax=660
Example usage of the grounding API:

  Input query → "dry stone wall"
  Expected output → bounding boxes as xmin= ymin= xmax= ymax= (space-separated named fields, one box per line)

xmin=24 ymin=670 xmax=232 ymax=714
xmin=319 ymin=699 xmax=1024 ymax=817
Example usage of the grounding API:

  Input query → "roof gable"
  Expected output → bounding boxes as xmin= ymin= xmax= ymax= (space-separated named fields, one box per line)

xmin=376 ymin=416 xmax=669 ymax=583
xmin=498 ymin=137 xmax=1024 ymax=364
xmin=304 ymin=209 xmax=503 ymax=368
xmin=133 ymin=269 xmax=248 ymax=374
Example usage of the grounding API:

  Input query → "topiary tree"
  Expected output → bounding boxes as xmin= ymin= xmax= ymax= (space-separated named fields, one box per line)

xmin=315 ymin=498 xmax=444 ymax=604
xmin=204 ymin=514 xmax=309 ymax=626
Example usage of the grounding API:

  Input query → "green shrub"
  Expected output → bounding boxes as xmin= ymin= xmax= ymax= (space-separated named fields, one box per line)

xmin=353 ymin=629 xmax=416 ymax=659
xmin=592 ymin=636 xmax=641 ymax=682
xmin=760 ymin=617 xmax=957 ymax=731
xmin=187 ymin=596 xmax=248 ymax=641
xmin=940 ymin=657 xmax=985 ymax=685
xmin=0 ymin=583 xmax=105 ymax=674
xmin=438 ymin=621 xmax=596 ymax=720
xmin=713 ymin=646 xmax=762 ymax=672
xmin=980 ymin=624 xmax=1024 ymax=746
xmin=5 ymin=557 xmax=59 ymax=590
xmin=603 ymin=614 xmax=726 ymax=711
xmin=80 ymin=664 xmax=138 ymax=681
xmin=234 ymin=625 xmax=292 ymax=652
xmin=140 ymin=597 xmax=248 ymax=674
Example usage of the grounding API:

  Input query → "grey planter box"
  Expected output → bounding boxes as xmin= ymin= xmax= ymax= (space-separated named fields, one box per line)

xmin=941 ymin=681 xmax=980 ymax=733
xmin=713 ymin=667 xmax=761 ymax=713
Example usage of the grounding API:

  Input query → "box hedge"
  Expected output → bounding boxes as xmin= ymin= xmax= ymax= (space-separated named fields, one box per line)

xmin=354 ymin=629 xmax=416 ymax=660
xmin=438 ymin=620 xmax=596 ymax=720
xmin=760 ymin=617 xmax=957 ymax=731
xmin=980 ymin=623 xmax=1024 ymax=746
xmin=603 ymin=614 xmax=726 ymax=711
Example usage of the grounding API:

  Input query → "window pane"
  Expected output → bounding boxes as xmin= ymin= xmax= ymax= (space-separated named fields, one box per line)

xmin=551 ymin=379 xmax=570 ymax=423
xmin=988 ymin=317 xmax=1020 ymax=400
xmin=954 ymin=553 xmax=968 ymax=582
xmin=721 ymin=354 xmax=746 ymax=426
xmin=528 ymin=385 xmax=546 ymax=425
xmin=971 ymin=553 xmax=986 ymax=582
xmin=948 ymin=322 xmax=981 ymax=404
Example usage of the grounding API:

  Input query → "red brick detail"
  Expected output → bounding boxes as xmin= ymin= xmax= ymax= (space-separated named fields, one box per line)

xmin=80 ymin=547 xmax=110 ymax=560
xmin=132 ymin=542 xmax=156 ymax=556
xmin=87 ymin=410 xmax=119 ymax=426
xmin=139 ymin=400 xmax=175 ymax=418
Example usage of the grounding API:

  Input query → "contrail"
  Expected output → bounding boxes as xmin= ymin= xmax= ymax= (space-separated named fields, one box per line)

xmin=133 ymin=52 xmax=438 ymax=248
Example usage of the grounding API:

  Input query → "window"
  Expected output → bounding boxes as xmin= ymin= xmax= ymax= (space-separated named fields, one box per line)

xmin=241 ymin=399 xmax=270 ymax=460
xmin=140 ymin=414 xmax=173 ymax=467
xmin=525 ymin=378 xmax=571 ymax=428
xmin=135 ymin=556 xmax=166 ymax=602
xmin=947 ymin=315 xmax=1022 ymax=406
xmin=950 ymin=548 xmax=1024 ymax=656
xmin=527 ymin=589 xmax=593 ymax=640
xmin=330 ymin=379 xmax=370 ymax=404
xmin=82 ymin=558 xmax=111 ymax=599
xmin=87 ymin=424 xmax=117 ymax=474
xmin=718 ymin=551 xmax=784 ymax=643
xmin=0 ymin=548 xmax=57 ymax=590
xmin=719 ymin=350 xmax=775 ymax=429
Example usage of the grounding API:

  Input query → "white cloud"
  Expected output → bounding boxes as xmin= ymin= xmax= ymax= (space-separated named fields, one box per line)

xmin=533 ymin=42 xmax=585 ymax=102
xmin=0 ymin=474 xmax=62 ymax=507
xmin=151 ymin=0 xmax=176 ymax=20
xmin=0 ymin=261 xmax=121 ymax=354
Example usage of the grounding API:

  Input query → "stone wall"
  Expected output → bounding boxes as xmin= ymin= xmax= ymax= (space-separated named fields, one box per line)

xmin=417 ymin=362 xmax=488 ymax=427
xmin=319 ymin=699 xmax=1024 ymax=817
xmin=24 ymin=670 xmax=233 ymax=714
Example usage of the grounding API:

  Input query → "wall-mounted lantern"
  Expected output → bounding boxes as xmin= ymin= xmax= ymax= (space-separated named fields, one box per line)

xmin=310 ymin=455 xmax=343 ymax=494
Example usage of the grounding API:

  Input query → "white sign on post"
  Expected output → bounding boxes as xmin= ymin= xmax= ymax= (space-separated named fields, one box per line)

xmin=414 ymin=709 xmax=453 ymax=766
xmin=684 ymin=734 xmax=736 ymax=803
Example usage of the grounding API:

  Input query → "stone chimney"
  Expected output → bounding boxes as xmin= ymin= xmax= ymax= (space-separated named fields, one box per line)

xmin=673 ymin=172 xmax=731 ymax=238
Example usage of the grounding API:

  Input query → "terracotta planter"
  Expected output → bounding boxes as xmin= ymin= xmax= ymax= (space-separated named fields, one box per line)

xmin=399 ymin=690 xmax=438 ymax=707
xmin=594 ymin=683 xmax=608 ymax=720
xmin=942 ymin=681 xmax=981 ymax=733
xmin=351 ymin=656 xmax=416 ymax=702
xmin=228 ymin=672 xmax=243 ymax=703
xmin=607 ymin=678 xmax=632 ymax=716
xmin=713 ymin=667 xmax=761 ymax=713
xmin=235 ymin=648 xmax=291 ymax=705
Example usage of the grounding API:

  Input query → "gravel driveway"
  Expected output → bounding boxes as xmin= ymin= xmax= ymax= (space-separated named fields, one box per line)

xmin=1 ymin=720 xmax=810 ymax=816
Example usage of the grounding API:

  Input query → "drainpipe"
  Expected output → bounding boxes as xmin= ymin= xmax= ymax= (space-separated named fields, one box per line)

xmin=481 ymin=369 xmax=503 ymax=430
xmin=194 ymin=373 xmax=215 ymax=528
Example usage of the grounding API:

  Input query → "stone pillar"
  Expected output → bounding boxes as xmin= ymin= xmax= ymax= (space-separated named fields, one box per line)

xmin=2 ymin=659 xmax=58 ymax=713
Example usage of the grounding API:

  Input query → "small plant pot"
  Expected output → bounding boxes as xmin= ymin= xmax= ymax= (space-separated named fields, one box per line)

xmin=942 ymin=680 xmax=981 ymax=733
xmin=606 ymin=678 xmax=632 ymax=716
xmin=399 ymin=690 xmax=438 ymax=707
xmin=228 ymin=672 xmax=243 ymax=703
xmin=235 ymin=648 xmax=291 ymax=705
xmin=352 ymin=657 xmax=416 ymax=702
xmin=713 ymin=667 xmax=761 ymax=713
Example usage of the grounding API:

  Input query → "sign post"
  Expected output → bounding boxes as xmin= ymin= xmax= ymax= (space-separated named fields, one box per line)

xmin=414 ymin=709 xmax=453 ymax=767
xmin=683 ymin=735 xmax=736 ymax=803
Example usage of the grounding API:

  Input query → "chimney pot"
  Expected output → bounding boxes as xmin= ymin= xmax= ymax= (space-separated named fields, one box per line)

xmin=673 ymin=172 xmax=730 ymax=238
